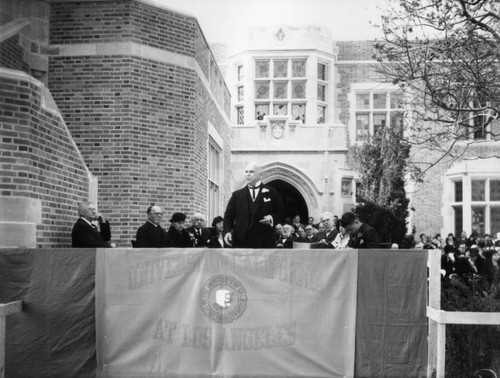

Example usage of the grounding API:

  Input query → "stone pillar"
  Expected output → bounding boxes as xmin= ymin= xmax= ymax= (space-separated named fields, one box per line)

xmin=0 ymin=196 xmax=41 ymax=248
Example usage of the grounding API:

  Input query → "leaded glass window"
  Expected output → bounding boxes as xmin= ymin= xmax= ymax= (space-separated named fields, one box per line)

xmin=318 ymin=63 xmax=326 ymax=81
xmin=292 ymin=60 xmax=306 ymax=77
xmin=373 ymin=93 xmax=387 ymax=109
xmin=274 ymin=81 xmax=287 ymax=99
xmin=255 ymin=60 xmax=270 ymax=78
xmin=356 ymin=94 xmax=370 ymax=109
xmin=292 ymin=81 xmax=306 ymax=99
xmin=490 ymin=180 xmax=500 ymax=201
xmin=237 ymin=65 xmax=244 ymax=81
xmin=274 ymin=60 xmax=288 ymax=78
xmin=373 ymin=114 xmax=386 ymax=135
xmin=353 ymin=90 xmax=405 ymax=141
xmin=255 ymin=104 xmax=269 ymax=120
xmin=237 ymin=86 xmax=244 ymax=102
xmin=317 ymin=105 xmax=326 ymax=124
xmin=317 ymin=84 xmax=326 ymax=102
xmin=274 ymin=103 xmax=287 ymax=115
xmin=471 ymin=206 xmax=485 ymax=235
xmin=356 ymin=114 xmax=369 ymax=141
xmin=237 ymin=106 xmax=244 ymax=125
xmin=471 ymin=180 xmax=486 ymax=201
xmin=255 ymin=82 xmax=269 ymax=99
xmin=292 ymin=103 xmax=306 ymax=123
xmin=455 ymin=181 xmax=463 ymax=202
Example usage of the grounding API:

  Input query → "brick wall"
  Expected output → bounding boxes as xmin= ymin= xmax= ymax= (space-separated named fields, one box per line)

xmin=0 ymin=71 xmax=90 ymax=247
xmin=336 ymin=40 xmax=378 ymax=61
xmin=49 ymin=0 xmax=232 ymax=246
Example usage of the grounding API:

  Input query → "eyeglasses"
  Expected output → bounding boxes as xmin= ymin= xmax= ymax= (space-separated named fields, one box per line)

xmin=151 ymin=212 xmax=163 ymax=216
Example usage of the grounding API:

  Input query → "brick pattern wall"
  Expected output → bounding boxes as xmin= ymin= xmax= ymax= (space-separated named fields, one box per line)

xmin=0 ymin=74 xmax=89 ymax=247
xmin=49 ymin=0 xmax=232 ymax=246
xmin=337 ymin=41 xmax=378 ymax=61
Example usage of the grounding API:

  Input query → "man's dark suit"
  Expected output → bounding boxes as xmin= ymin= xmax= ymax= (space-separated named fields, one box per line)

xmin=72 ymin=218 xmax=111 ymax=248
xmin=224 ymin=184 xmax=284 ymax=248
xmin=186 ymin=226 xmax=212 ymax=248
xmin=135 ymin=221 xmax=171 ymax=248
xmin=348 ymin=223 xmax=379 ymax=249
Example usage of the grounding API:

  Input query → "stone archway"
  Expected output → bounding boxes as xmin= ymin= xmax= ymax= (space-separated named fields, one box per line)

xmin=260 ymin=162 xmax=322 ymax=220
xmin=266 ymin=179 xmax=308 ymax=223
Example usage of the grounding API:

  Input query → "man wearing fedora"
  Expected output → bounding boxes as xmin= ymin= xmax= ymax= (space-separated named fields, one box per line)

xmin=223 ymin=161 xmax=284 ymax=248
xmin=135 ymin=204 xmax=171 ymax=248
xmin=167 ymin=212 xmax=193 ymax=248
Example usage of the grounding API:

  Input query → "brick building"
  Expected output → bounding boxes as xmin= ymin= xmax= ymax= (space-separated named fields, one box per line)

xmin=1 ymin=2 xmax=499 ymax=247
xmin=0 ymin=0 xmax=231 ymax=247
xmin=225 ymin=26 xmax=500 ymax=238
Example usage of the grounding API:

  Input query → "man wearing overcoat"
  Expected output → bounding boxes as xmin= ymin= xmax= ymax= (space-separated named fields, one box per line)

xmin=223 ymin=162 xmax=284 ymax=248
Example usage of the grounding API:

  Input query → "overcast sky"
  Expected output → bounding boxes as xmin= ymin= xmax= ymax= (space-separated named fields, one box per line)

xmin=151 ymin=0 xmax=388 ymax=54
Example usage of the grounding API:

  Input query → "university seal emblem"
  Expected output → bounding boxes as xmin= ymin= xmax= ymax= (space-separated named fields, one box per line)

xmin=200 ymin=275 xmax=248 ymax=324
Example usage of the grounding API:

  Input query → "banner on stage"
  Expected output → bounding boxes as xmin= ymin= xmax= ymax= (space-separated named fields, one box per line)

xmin=96 ymin=248 xmax=358 ymax=378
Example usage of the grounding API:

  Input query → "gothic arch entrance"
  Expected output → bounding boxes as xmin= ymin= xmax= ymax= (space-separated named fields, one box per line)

xmin=267 ymin=179 xmax=308 ymax=224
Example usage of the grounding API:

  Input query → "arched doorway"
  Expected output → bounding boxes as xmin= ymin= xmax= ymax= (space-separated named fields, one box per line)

xmin=267 ymin=179 xmax=308 ymax=224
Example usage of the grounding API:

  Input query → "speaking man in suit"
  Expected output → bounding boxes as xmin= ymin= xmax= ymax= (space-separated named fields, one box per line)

xmin=72 ymin=201 xmax=113 ymax=248
xmin=223 ymin=162 xmax=284 ymax=248
xmin=135 ymin=204 xmax=171 ymax=248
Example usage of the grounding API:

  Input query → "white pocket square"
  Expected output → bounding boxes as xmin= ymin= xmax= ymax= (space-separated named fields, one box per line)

xmin=264 ymin=198 xmax=271 ymax=202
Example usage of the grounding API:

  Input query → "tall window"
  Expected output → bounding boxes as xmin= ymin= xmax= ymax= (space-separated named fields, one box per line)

xmin=208 ymin=139 xmax=222 ymax=222
xmin=450 ymin=177 xmax=500 ymax=236
xmin=317 ymin=62 xmax=327 ymax=124
xmin=354 ymin=91 xmax=403 ymax=142
xmin=234 ymin=64 xmax=245 ymax=125
xmin=254 ymin=58 xmax=308 ymax=123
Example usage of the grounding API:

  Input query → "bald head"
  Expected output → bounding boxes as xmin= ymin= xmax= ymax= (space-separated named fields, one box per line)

xmin=245 ymin=161 xmax=262 ymax=186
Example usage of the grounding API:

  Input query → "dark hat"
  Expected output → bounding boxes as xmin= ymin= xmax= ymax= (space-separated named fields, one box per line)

xmin=340 ymin=212 xmax=356 ymax=226
xmin=211 ymin=216 xmax=224 ymax=228
xmin=444 ymin=244 xmax=455 ymax=254
xmin=169 ymin=212 xmax=186 ymax=223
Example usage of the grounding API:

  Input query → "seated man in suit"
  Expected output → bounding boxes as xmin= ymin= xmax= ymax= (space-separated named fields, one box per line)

xmin=341 ymin=212 xmax=379 ymax=249
xmin=277 ymin=224 xmax=294 ymax=249
xmin=135 ymin=204 xmax=171 ymax=248
xmin=72 ymin=201 xmax=113 ymax=248
xmin=186 ymin=213 xmax=212 ymax=248
xmin=312 ymin=211 xmax=339 ymax=248
xmin=223 ymin=161 xmax=284 ymax=248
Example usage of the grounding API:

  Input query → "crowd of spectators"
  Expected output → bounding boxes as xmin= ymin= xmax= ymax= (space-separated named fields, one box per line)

xmin=429 ymin=231 xmax=500 ymax=297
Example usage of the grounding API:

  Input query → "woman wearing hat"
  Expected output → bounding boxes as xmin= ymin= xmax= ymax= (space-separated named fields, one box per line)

xmin=166 ymin=212 xmax=192 ymax=248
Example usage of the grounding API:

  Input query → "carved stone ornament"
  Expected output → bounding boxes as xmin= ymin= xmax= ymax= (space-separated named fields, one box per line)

xmin=271 ymin=120 xmax=286 ymax=139
xmin=276 ymin=28 xmax=285 ymax=41
xmin=289 ymin=123 xmax=297 ymax=133
xmin=259 ymin=122 xmax=267 ymax=132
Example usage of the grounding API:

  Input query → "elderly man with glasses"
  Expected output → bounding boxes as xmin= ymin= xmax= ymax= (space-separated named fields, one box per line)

xmin=135 ymin=204 xmax=171 ymax=248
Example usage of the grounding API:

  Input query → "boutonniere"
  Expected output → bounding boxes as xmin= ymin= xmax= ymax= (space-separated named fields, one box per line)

xmin=262 ymin=188 xmax=269 ymax=193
